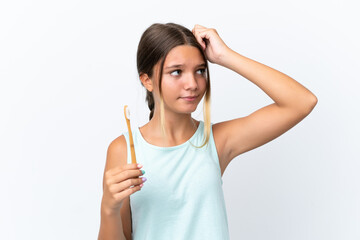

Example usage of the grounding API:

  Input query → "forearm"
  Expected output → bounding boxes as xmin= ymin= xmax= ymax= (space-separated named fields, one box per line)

xmin=218 ymin=49 xmax=318 ymax=112
xmin=98 ymin=205 xmax=127 ymax=240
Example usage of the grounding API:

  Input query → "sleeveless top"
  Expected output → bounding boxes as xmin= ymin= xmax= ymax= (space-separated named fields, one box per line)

xmin=122 ymin=120 xmax=230 ymax=240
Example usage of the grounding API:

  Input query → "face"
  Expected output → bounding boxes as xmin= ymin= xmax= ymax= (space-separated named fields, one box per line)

xmin=151 ymin=45 xmax=208 ymax=115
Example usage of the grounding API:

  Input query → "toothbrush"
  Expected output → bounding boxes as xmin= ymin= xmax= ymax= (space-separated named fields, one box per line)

xmin=124 ymin=105 xmax=137 ymax=164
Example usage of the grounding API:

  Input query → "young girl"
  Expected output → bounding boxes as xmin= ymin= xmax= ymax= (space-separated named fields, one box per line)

xmin=98 ymin=23 xmax=317 ymax=240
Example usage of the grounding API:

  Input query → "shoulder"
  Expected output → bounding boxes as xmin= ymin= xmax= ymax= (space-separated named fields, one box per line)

xmin=108 ymin=135 xmax=127 ymax=154
xmin=105 ymin=135 xmax=128 ymax=170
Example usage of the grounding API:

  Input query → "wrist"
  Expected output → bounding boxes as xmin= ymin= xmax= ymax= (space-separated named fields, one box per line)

xmin=217 ymin=47 xmax=236 ymax=68
xmin=101 ymin=202 xmax=122 ymax=216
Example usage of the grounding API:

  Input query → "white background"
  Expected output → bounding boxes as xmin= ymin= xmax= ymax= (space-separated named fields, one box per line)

xmin=1 ymin=0 xmax=359 ymax=239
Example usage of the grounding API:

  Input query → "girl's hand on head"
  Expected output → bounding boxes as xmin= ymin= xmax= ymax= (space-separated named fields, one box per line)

xmin=192 ymin=24 xmax=232 ymax=65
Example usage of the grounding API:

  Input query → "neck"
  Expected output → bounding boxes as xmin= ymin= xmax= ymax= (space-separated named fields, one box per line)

xmin=147 ymin=109 xmax=198 ymax=144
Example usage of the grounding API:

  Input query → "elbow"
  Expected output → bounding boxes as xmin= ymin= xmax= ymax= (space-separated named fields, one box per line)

xmin=309 ymin=93 xmax=318 ymax=110
xmin=301 ymin=93 xmax=318 ymax=116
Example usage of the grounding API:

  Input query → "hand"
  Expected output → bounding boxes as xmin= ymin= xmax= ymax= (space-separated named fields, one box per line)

xmin=192 ymin=24 xmax=232 ymax=65
xmin=101 ymin=163 xmax=146 ymax=214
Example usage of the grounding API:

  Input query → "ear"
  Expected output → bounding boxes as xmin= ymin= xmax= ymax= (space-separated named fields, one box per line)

xmin=139 ymin=73 xmax=153 ymax=92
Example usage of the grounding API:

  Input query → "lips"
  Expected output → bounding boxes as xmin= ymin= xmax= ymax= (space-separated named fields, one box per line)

xmin=180 ymin=95 xmax=198 ymax=101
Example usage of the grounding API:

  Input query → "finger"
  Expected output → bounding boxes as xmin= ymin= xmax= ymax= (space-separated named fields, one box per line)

xmin=192 ymin=29 xmax=207 ymax=50
xmin=192 ymin=26 xmax=205 ymax=37
xmin=113 ymin=183 xmax=143 ymax=200
xmin=192 ymin=24 xmax=207 ymax=34
xmin=196 ymin=28 xmax=219 ymax=39
xmin=194 ymin=24 xmax=207 ymax=30
xmin=110 ymin=168 xmax=145 ymax=185
xmin=109 ymin=162 xmax=141 ymax=176
xmin=197 ymin=30 xmax=213 ymax=49
xmin=110 ymin=175 xmax=145 ymax=194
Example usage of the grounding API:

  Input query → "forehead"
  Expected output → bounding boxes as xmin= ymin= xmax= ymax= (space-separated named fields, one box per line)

xmin=164 ymin=45 xmax=204 ymax=66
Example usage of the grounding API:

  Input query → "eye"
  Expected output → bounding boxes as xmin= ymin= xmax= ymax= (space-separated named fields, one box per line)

xmin=196 ymin=68 xmax=206 ymax=75
xmin=170 ymin=70 xmax=181 ymax=76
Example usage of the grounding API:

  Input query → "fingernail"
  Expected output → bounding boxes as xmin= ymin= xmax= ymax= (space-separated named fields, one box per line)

xmin=142 ymin=177 xmax=147 ymax=182
xmin=137 ymin=164 xmax=143 ymax=168
xmin=140 ymin=183 xmax=144 ymax=187
xmin=141 ymin=170 xmax=145 ymax=175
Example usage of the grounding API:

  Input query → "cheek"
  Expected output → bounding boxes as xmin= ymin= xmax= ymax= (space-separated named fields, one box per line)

xmin=162 ymin=81 xmax=179 ymax=96
xmin=199 ymin=77 xmax=208 ymax=90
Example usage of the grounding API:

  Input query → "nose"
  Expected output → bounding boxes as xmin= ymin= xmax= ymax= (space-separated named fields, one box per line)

xmin=184 ymin=73 xmax=198 ymax=90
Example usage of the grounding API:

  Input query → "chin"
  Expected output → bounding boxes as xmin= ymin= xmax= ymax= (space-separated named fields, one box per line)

xmin=179 ymin=105 xmax=199 ymax=114
xmin=165 ymin=99 xmax=200 ymax=113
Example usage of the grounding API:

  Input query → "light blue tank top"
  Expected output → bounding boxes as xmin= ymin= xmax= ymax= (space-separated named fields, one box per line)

xmin=122 ymin=120 xmax=230 ymax=240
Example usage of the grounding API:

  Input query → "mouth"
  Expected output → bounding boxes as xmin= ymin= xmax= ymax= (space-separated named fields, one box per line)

xmin=180 ymin=95 xmax=199 ymax=101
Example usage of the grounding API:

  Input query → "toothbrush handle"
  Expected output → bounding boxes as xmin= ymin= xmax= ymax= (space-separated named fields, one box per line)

xmin=125 ymin=118 xmax=137 ymax=164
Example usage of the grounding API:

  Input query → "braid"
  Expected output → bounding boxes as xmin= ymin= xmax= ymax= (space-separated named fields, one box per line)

xmin=146 ymin=90 xmax=155 ymax=120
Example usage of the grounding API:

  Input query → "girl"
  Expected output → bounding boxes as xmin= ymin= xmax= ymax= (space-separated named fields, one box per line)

xmin=98 ymin=23 xmax=317 ymax=240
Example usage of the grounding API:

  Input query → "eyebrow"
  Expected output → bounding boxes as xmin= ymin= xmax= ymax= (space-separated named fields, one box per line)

xmin=164 ymin=63 xmax=206 ymax=69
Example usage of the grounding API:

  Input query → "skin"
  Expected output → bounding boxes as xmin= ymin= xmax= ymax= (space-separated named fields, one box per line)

xmin=139 ymin=45 xmax=207 ymax=147
xmin=99 ymin=24 xmax=318 ymax=239
xmin=140 ymin=24 xmax=318 ymax=177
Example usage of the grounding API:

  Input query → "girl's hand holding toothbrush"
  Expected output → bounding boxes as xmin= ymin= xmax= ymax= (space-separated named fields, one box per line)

xmin=101 ymin=163 xmax=146 ymax=213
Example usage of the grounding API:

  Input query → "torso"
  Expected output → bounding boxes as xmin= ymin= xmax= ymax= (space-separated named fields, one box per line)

xmin=139 ymin=120 xmax=230 ymax=177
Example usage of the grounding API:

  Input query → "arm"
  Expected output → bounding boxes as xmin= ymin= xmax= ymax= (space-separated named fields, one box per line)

xmin=219 ymin=49 xmax=317 ymax=113
xmin=98 ymin=205 xmax=127 ymax=240
xmin=217 ymin=49 xmax=317 ymax=161
xmin=98 ymin=136 xmax=137 ymax=240
xmin=192 ymin=25 xmax=317 ymax=164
